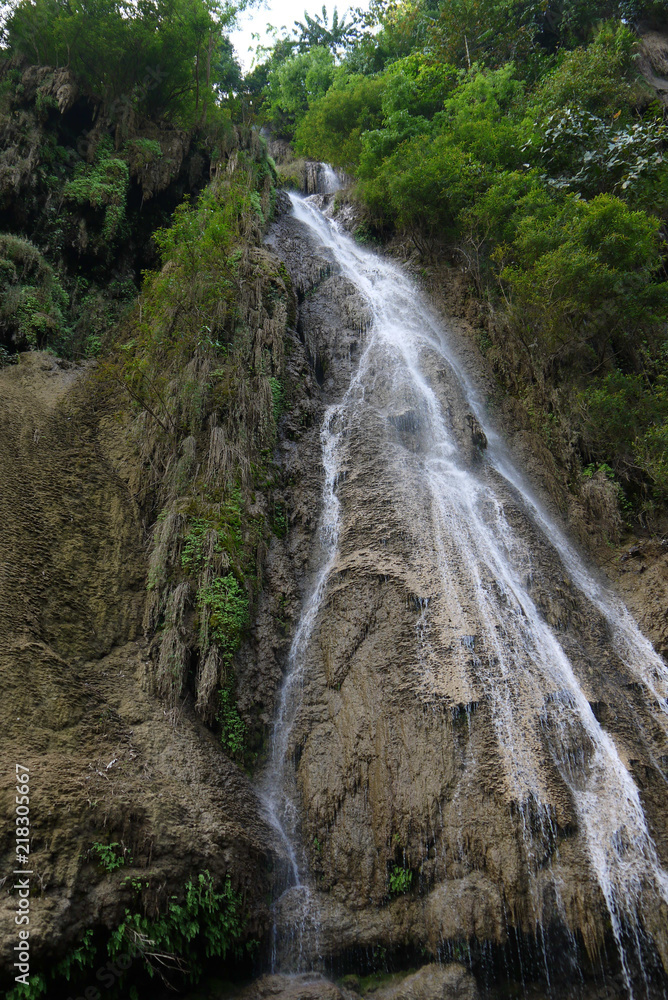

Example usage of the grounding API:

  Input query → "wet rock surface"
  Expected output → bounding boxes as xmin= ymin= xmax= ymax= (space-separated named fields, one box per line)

xmin=227 ymin=965 xmax=479 ymax=1000
xmin=1 ymin=190 xmax=667 ymax=999
xmin=263 ymin=194 xmax=668 ymax=992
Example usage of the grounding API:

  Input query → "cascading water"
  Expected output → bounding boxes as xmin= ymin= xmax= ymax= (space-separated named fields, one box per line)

xmin=261 ymin=188 xmax=668 ymax=995
xmin=318 ymin=163 xmax=342 ymax=194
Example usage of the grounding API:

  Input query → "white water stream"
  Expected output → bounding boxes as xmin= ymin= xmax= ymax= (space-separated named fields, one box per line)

xmin=260 ymin=191 xmax=668 ymax=994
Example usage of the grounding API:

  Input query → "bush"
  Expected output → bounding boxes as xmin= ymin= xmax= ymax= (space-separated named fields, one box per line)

xmin=5 ymin=0 xmax=242 ymax=124
xmin=0 ymin=233 xmax=69 ymax=350
xmin=580 ymin=352 xmax=668 ymax=493
xmin=266 ymin=46 xmax=336 ymax=137
xmin=198 ymin=573 xmax=249 ymax=663
xmin=531 ymin=22 xmax=640 ymax=118
xmin=64 ymin=135 xmax=130 ymax=245
xmin=296 ymin=74 xmax=385 ymax=170
xmin=496 ymin=194 xmax=668 ymax=360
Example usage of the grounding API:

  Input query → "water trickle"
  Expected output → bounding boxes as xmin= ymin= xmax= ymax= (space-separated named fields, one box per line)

xmin=261 ymin=188 xmax=668 ymax=993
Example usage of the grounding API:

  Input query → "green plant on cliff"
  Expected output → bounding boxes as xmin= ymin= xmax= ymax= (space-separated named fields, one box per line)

xmin=217 ymin=682 xmax=246 ymax=755
xmin=0 ymin=234 xmax=69 ymax=350
xmin=388 ymin=864 xmax=413 ymax=895
xmin=64 ymin=135 xmax=130 ymax=246
xmin=109 ymin=871 xmax=249 ymax=985
xmin=91 ymin=841 xmax=131 ymax=872
xmin=198 ymin=573 xmax=249 ymax=659
xmin=6 ymin=873 xmax=248 ymax=998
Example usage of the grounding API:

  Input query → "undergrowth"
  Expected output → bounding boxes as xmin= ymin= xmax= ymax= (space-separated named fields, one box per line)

xmin=6 ymin=872 xmax=250 ymax=999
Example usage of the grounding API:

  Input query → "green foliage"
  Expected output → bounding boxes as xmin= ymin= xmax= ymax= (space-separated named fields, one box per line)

xmin=53 ymin=929 xmax=96 ymax=982
xmin=533 ymin=108 xmax=668 ymax=199
xmin=126 ymin=137 xmax=163 ymax=167
xmin=296 ymin=74 xmax=385 ymax=170
xmin=0 ymin=234 xmax=69 ymax=350
xmin=580 ymin=355 xmax=668 ymax=493
xmin=91 ymin=842 xmax=131 ymax=872
xmin=531 ymin=23 xmax=639 ymax=118
xmin=7 ymin=872 xmax=250 ymax=997
xmin=497 ymin=195 xmax=668 ymax=356
xmin=64 ymin=135 xmax=130 ymax=245
xmin=291 ymin=5 xmax=360 ymax=55
xmin=109 ymin=871 xmax=248 ymax=984
xmin=267 ymin=46 xmax=336 ymax=136
xmin=272 ymin=501 xmax=288 ymax=538
xmin=181 ymin=513 xmax=236 ymax=572
xmin=269 ymin=374 xmax=285 ymax=421
xmin=217 ymin=682 xmax=246 ymax=756
xmin=198 ymin=573 xmax=249 ymax=661
xmin=6 ymin=974 xmax=47 ymax=999
xmin=250 ymin=189 xmax=265 ymax=225
xmin=110 ymin=165 xmax=261 ymax=437
xmin=388 ymin=864 xmax=413 ymax=895
xmin=0 ymin=345 xmax=18 ymax=366
xmin=428 ymin=0 xmax=541 ymax=70
xmin=381 ymin=54 xmax=457 ymax=120
xmin=267 ymin=0 xmax=668 ymax=508
xmin=5 ymin=0 xmax=245 ymax=125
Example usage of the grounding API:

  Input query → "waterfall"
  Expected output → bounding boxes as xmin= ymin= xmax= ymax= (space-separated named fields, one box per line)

xmin=261 ymin=190 xmax=668 ymax=994
xmin=318 ymin=163 xmax=342 ymax=194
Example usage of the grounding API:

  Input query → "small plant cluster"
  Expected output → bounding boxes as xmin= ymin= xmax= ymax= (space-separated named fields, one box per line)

xmin=197 ymin=573 xmax=250 ymax=663
xmin=217 ymin=683 xmax=246 ymax=757
xmin=64 ymin=135 xmax=130 ymax=245
xmin=6 ymin=872 xmax=249 ymax=999
xmin=388 ymin=863 xmax=413 ymax=896
xmin=181 ymin=518 xmax=219 ymax=571
xmin=91 ymin=842 xmax=131 ymax=873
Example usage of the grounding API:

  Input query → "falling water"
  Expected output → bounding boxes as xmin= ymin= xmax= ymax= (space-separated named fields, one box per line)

xmin=318 ymin=163 xmax=342 ymax=194
xmin=261 ymin=189 xmax=668 ymax=993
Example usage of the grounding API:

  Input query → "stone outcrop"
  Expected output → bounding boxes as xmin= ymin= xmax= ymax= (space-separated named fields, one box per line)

xmin=637 ymin=27 xmax=668 ymax=106
xmin=0 ymin=354 xmax=279 ymax=976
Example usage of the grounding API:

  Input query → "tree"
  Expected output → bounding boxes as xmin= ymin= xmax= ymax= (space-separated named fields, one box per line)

xmin=266 ymin=45 xmax=336 ymax=136
xmin=292 ymin=5 xmax=361 ymax=55
xmin=3 ymin=0 xmax=251 ymax=123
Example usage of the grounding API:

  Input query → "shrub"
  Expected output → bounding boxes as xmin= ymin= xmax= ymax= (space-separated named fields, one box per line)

xmin=388 ymin=864 xmax=413 ymax=895
xmin=296 ymin=74 xmax=385 ymax=170
xmin=496 ymin=194 xmax=668 ymax=361
xmin=197 ymin=573 xmax=249 ymax=662
xmin=64 ymin=135 xmax=129 ymax=245
xmin=0 ymin=234 xmax=69 ymax=349
xmin=109 ymin=871 xmax=249 ymax=984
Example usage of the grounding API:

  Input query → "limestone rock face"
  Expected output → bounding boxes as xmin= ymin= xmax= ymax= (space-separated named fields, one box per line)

xmin=0 ymin=354 xmax=279 ymax=974
xmin=637 ymin=28 xmax=668 ymax=106
xmin=234 ymin=973 xmax=350 ymax=1000
xmin=229 ymin=965 xmax=479 ymax=1000
xmin=373 ymin=964 xmax=480 ymax=1000
xmin=264 ymin=196 xmax=668 ymax=991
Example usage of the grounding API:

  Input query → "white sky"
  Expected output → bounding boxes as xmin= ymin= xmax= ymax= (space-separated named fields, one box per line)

xmin=229 ymin=0 xmax=372 ymax=71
